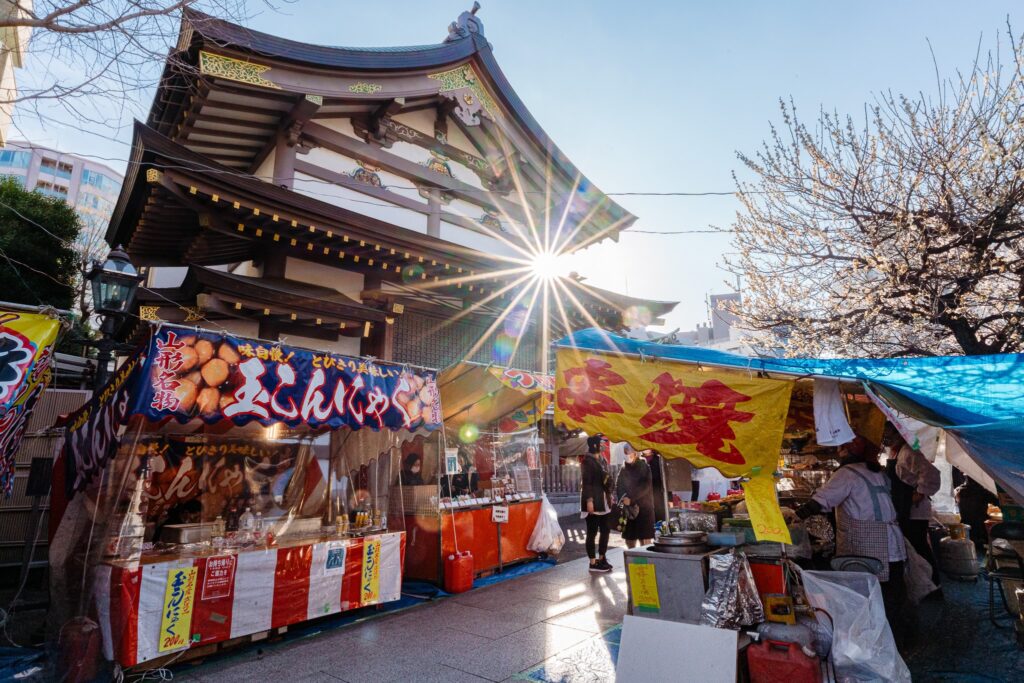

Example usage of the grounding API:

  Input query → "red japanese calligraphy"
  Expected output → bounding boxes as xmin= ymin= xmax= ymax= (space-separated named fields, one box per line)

xmin=639 ymin=373 xmax=754 ymax=465
xmin=556 ymin=359 xmax=626 ymax=422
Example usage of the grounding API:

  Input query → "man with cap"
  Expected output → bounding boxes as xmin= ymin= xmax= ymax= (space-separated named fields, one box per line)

xmin=581 ymin=433 xmax=614 ymax=573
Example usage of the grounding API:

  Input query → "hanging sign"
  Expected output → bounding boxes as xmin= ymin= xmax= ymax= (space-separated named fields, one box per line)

xmin=159 ymin=566 xmax=198 ymax=652
xmin=361 ymin=538 xmax=381 ymax=604
xmin=741 ymin=470 xmax=792 ymax=544
xmin=0 ymin=309 xmax=61 ymax=495
xmin=132 ymin=325 xmax=442 ymax=432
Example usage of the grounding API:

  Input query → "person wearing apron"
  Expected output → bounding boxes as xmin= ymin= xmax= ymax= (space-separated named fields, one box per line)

xmin=797 ymin=436 xmax=907 ymax=630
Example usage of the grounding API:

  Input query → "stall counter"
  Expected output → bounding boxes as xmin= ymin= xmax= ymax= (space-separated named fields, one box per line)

xmin=404 ymin=499 xmax=541 ymax=583
xmin=95 ymin=531 xmax=405 ymax=668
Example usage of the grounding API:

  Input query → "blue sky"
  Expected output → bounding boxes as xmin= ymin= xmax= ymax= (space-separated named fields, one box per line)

xmin=15 ymin=1 xmax=1023 ymax=332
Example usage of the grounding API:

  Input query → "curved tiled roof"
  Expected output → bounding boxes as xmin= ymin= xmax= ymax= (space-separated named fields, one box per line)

xmin=184 ymin=9 xmax=478 ymax=70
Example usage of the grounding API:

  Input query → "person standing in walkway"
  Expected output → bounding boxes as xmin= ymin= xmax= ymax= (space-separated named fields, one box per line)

xmin=617 ymin=445 xmax=656 ymax=547
xmin=581 ymin=433 xmax=613 ymax=573
xmin=796 ymin=436 xmax=907 ymax=631
xmin=644 ymin=449 xmax=668 ymax=522
xmin=888 ymin=426 xmax=942 ymax=585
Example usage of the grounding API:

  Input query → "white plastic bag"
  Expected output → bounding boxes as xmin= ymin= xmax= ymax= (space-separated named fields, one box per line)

xmin=527 ymin=494 xmax=565 ymax=555
xmin=801 ymin=570 xmax=910 ymax=683
xmin=903 ymin=538 xmax=938 ymax=605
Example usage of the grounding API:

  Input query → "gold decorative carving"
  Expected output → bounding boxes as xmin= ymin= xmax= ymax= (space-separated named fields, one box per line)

xmin=145 ymin=169 xmax=162 ymax=183
xmin=348 ymin=82 xmax=383 ymax=94
xmin=427 ymin=64 xmax=498 ymax=119
xmin=304 ymin=94 xmax=324 ymax=105
xmin=139 ymin=306 xmax=162 ymax=321
xmin=199 ymin=51 xmax=281 ymax=90
xmin=183 ymin=306 xmax=205 ymax=323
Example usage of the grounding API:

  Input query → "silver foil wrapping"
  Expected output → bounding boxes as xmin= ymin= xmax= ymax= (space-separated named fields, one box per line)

xmin=700 ymin=550 xmax=765 ymax=629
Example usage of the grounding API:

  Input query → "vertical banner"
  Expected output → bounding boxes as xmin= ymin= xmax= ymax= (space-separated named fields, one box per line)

xmin=160 ymin=566 xmax=197 ymax=652
xmin=0 ymin=309 xmax=61 ymax=495
xmin=741 ymin=471 xmax=792 ymax=544
xmin=361 ymin=537 xmax=381 ymax=604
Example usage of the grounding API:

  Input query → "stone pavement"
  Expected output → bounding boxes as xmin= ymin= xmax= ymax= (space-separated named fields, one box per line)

xmin=175 ymin=548 xmax=628 ymax=683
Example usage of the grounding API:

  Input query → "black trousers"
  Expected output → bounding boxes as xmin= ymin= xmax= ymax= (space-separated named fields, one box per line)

xmin=881 ymin=560 xmax=907 ymax=645
xmin=585 ymin=513 xmax=611 ymax=559
xmin=902 ymin=518 xmax=941 ymax=585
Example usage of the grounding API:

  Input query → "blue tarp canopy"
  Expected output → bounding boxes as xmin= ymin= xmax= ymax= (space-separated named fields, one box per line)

xmin=556 ymin=328 xmax=1024 ymax=504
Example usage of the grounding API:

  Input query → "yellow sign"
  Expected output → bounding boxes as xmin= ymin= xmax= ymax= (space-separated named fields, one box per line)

xmin=0 ymin=309 xmax=61 ymax=494
xmin=628 ymin=560 xmax=660 ymax=613
xmin=555 ymin=349 xmax=792 ymax=478
xmin=361 ymin=537 xmax=381 ymax=604
xmin=159 ymin=567 xmax=197 ymax=652
xmin=742 ymin=470 xmax=792 ymax=544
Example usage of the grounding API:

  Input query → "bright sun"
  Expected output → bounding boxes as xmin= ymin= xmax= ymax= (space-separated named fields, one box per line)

xmin=531 ymin=251 xmax=563 ymax=280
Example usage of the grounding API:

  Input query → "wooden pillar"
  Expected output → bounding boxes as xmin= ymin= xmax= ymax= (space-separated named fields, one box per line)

xmin=273 ymin=134 xmax=296 ymax=189
xmin=258 ymin=317 xmax=281 ymax=341
xmin=427 ymin=190 xmax=442 ymax=238
xmin=263 ymin=249 xmax=287 ymax=279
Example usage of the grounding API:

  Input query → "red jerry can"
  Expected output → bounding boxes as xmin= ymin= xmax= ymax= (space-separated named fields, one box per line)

xmin=444 ymin=551 xmax=474 ymax=593
xmin=747 ymin=639 xmax=822 ymax=683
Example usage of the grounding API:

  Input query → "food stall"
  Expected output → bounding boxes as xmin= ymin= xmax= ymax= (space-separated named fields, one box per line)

xmin=555 ymin=327 xmax=1024 ymax=681
xmin=49 ymin=324 xmax=444 ymax=672
xmin=403 ymin=361 xmax=553 ymax=584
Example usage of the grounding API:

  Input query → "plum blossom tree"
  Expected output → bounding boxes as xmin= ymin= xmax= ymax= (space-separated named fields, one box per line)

xmin=729 ymin=30 xmax=1024 ymax=357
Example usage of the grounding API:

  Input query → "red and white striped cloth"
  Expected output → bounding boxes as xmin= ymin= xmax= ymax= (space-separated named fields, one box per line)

xmin=94 ymin=532 xmax=405 ymax=667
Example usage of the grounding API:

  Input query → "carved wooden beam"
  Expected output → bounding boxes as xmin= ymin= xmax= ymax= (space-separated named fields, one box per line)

xmin=367 ymin=97 xmax=406 ymax=145
xmin=351 ymin=114 xmax=502 ymax=189
xmin=248 ymin=94 xmax=323 ymax=176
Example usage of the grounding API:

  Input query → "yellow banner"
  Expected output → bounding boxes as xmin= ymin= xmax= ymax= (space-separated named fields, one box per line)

xmin=0 ymin=310 xmax=61 ymax=494
xmin=555 ymin=350 xmax=792 ymax=477
xmin=742 ymin=470 xmax=792 ymax=544
xmin=555 ymin=349 xmax=793 ymax=543
xmin=361 ymin=537 xmax=381 ymax=604
xmin=159 ymin=567 xmax=197 ymax=652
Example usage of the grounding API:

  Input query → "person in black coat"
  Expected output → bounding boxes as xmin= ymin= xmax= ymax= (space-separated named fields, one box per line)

xmin=644 ymin=449 xmax=668 ymax=522
xmin=580 ymin=433 xmax=613 ymax=573
xmin=617 ymin=445 xmax=656 ymax=547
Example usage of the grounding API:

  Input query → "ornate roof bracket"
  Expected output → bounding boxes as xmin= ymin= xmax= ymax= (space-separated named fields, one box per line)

xmin=427 ymin=64 xmax=499 ymax=126
xmin=367 ymin=98 xmax=407 ymax=147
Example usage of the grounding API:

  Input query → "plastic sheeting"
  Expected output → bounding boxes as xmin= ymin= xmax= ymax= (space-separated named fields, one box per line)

xmin=556 ymin=328 xmax=1024 ymax=503
xmin=801 ymin=570 xmax=911 ymax=683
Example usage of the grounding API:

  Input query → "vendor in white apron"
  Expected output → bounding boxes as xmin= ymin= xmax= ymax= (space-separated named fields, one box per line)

xmin=797 ymin=436 xmax=907 ymax=626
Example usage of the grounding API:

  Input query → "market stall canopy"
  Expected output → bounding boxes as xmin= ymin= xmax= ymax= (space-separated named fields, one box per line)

xmin=438 ymin=362 xmax=553 ymax=432
xmin=556 ymin=328 xmax=1024 ymax=504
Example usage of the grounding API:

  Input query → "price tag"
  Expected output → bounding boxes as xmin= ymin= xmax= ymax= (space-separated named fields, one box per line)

xmin=491 ymin=505 xmax=509 ymax=523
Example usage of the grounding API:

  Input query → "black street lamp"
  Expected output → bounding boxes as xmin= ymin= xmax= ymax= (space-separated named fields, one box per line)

xmin=85 ymin=245 xmax=141 ymax=388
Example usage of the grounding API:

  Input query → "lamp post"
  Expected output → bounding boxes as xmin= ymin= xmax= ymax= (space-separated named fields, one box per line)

xmin=85 ymin=245 xmax=141 ymax=388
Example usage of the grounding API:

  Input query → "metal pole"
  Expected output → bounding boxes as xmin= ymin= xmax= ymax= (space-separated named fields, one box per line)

xmin=93 ymin=317 xmax=117 ymax=389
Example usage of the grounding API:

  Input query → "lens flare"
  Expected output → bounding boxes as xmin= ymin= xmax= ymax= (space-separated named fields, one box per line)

xmin=492 ymin=332 xmax=514 ymax=364
xmin=459 ymin=423 xmax=480 ymax=443
xmin=531 ymin=251 xmax=563 ymax=281
xmin=402 ymin=264 xmax=425 ymax=283
xmin=623 ymin=305 xmax=652 ymax=328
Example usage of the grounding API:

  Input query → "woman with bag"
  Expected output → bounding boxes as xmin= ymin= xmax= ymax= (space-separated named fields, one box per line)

xmin=616 ymin=444 xmax=656 ymax=548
